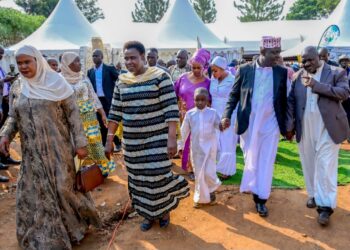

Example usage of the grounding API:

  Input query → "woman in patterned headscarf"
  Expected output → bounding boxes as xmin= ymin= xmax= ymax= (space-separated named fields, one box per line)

xmin=174 ymin=48 xmax=211 ymax=178
xmin=60 ymin=52 xmax=116 ymax=177
xmin=0 ymin=45 xmax=100 ymax=249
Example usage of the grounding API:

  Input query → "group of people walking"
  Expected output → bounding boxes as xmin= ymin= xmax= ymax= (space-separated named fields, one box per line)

xmin=0 ymin=34 xmax=349 ymax=249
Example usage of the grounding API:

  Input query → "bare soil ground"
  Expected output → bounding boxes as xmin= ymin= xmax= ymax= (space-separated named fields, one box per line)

xmin=0 ymin=141 xmax=349 ymax=250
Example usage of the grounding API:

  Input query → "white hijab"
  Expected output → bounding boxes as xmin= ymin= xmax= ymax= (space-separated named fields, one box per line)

xmin=60 ymin=52 xmax=83 ymax=84
xmin=15 ymin=45 xmax=74 ymax=101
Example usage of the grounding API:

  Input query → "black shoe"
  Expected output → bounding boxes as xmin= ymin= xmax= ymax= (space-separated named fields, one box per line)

xmin=306 ymin=197 xmax=316 ymax=208
xmin=210 ymin=192 xmax=217 ymax=205
xmin=318 ymin=211 xmax=330 ymax=226
xmin=140 ymin=219 xmax=154 ymax=232
xmin=159 ymin=214 xmax=170 ymax=229
xmin=0 ymin=175 xmax=9 ymax=182
xmin=2 ymin=157 xmax=21 ymax=165
xmin=0 ymin=163 xmax=8 ymax=170
xmin=210 ymin=192 xmax=216 ymax=203
xmin=256 ymin=203 xmax=269 ymax=217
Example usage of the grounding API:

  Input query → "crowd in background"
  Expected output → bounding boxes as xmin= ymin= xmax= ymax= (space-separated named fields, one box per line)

xmin=0 ymin=38 xmax=349 ymax=249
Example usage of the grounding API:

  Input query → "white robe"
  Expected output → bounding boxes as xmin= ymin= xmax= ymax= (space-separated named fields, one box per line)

xmin=298 ymin=63 xmax=340 ymax=209
xmin=181 ymin=107 xmax=222 ymax=203
xmin=210 ymin=73 xmax=238 ymax=176
xmin=240 ymin=63 xmax=281 ymax=200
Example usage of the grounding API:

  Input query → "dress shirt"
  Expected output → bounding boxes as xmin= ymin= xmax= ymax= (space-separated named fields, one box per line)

xmin=95 ymin=64 xmax=104 ymax=97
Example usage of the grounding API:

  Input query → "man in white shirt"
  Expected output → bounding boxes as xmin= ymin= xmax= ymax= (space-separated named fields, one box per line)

xmin=87 ymin=49 xmax=121 ymax=150
xmin=222 ymin=37 xmax=289 ymax=217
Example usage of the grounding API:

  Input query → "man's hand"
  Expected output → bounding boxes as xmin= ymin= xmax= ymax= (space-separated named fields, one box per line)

xmin=167 ymin=136 xmax=177 ymax=159
xmin=219 ymin=123 xmax=224 ymax=132
xmin=4 ymin=76 xmax=16 ymax=82
xmin=221 ymin=118 xmax=231 ymax=130
xmin=286 ymin=131 xmax=295 ymax=141
xmin=301 ymin=76 xmax=315 ymax=88
xmin=104 ymin=141 xmax=114 ymax=160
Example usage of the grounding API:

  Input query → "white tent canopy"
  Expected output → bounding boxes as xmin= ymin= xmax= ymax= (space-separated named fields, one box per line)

xmin=155 ymin=0 xmax=228 ymax=49
xmin=94 ymin=0 xmax=229 ymax=49
xmin=9 ymin=0 xmax=99 ymax=51
xmin=329 ymin=0 xmax=350 ymax=47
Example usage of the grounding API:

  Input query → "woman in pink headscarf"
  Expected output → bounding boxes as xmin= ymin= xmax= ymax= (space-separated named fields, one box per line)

xmin=174 ymin=49 xmax=211 ymax=179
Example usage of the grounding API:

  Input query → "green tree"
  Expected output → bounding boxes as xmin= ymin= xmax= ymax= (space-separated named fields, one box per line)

xmin=75 ymin=0 xmax=104 ymax=23
xmin=286 ymin=0 xmax=340 ymax=20
xmin=15 ymin=0 xmax=104 ymax=23
xmin=192 ymin=0 xmax=217 ymax=23
xmin=132 ymin=0 xmax=169 ymax=23
xmin=0 ymin=7 xmax=45 ymax=47
xmin=234 ymin=0 xmax=285 ymax=22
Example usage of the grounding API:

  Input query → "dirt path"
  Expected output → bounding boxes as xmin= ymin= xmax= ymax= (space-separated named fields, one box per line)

xmin=0 ymin=144 xmax=350 ymax=250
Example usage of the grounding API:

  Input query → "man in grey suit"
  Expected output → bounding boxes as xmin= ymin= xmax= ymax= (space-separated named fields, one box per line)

xmin=286 ymin=46 xmax=350 ymax=226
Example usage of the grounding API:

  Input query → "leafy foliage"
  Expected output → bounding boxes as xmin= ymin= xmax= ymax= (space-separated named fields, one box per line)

xmin=132 ymin=0 xmax=169 ymax=23
xmin=15 ymin=0 xmax=104 ymax=23
xmin=192 ymin=0 xmax=217 ymax=23
xmin=0 ymin=7 xmax=45 ymax=47
xmin=234 ymin=0 xmax=285 ymax=22
xmin=286 ymin=0 xmax=341 ymax=20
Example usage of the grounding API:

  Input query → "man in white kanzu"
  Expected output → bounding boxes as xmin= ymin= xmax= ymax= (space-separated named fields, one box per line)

xmin=286 ymin=46 xmax=350 ymax=226
xmin=222 ymin=36 xmax=288 ymax=217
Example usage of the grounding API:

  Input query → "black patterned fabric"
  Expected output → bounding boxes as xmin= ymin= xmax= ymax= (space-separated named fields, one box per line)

xmin=109 ymin=73 xmax=189 ymax=220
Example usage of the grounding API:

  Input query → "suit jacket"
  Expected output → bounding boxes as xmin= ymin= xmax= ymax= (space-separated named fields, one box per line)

xmin=326 ymin=60 xmax=339 ymax=67
xmin=87 ymin=63 xmax=119 ymax=108
xmin=286 ymin=63 xmax=350 ymax=144
xmin=223 ymin=62 xmax=288 ymax=136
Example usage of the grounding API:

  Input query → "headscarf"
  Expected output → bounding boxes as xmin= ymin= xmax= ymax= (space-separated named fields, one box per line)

xmin=119 ymin=66 xmax=168 ymax=85
xmin=15 ymin=45 xmax=73 ymax=101
xmin=189 ymin=48 xmax=211 ymax=70
xmin=211 ymin=56 xmax=227 ymax=70
xmin=60 ymin=52 xmax=83 ymax=84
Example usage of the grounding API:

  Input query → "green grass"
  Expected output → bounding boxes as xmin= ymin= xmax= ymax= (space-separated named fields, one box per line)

xmin=221 ymin=141 xmax=350 ymax=188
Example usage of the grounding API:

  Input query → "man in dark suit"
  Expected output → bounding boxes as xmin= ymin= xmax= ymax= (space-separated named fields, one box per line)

xmin=87 ymin=49 xmax=121 ymax=150
xmin=318 ymin=47 xmax=339 ymax=67
xmin=286 ymin=46 xmax=350 ymax=226
xmin=221 ymin=36 xmax=288 ymax=217
xmin=338 ymin=55 xmax=350 ymax=142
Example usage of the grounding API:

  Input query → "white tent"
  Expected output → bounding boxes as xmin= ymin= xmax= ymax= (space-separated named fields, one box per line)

xmin=9 ymin=0 xmax=99 ymax=51
xmin=209 ymin=20 xmax=317 ymax=53
xmin=329 ymin=0 xmax=350 ymax=47
xmin=93 ymin=0 xmax=155 ymax=48
xmin=94 ymin=0 xmax=229 ymax=49
xmin=155 ymin=0 xmax=228 ymax=49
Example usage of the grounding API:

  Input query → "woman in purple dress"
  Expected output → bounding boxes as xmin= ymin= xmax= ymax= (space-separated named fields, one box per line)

xmin=174 ymin=49 xmax=211 ymax=179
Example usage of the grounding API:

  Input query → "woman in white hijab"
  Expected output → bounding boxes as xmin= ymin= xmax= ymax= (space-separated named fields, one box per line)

xmin=0 ymin=45 xmax=100 ymax=250
xmin=60 ymin=52 xmax=115 ymax=177
xmin=209 ymin=56 xmax=238 ymax=180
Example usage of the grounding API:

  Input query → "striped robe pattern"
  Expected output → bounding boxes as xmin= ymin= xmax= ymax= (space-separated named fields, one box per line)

xmin=109 ymin=72 xmax=190 ymax=220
